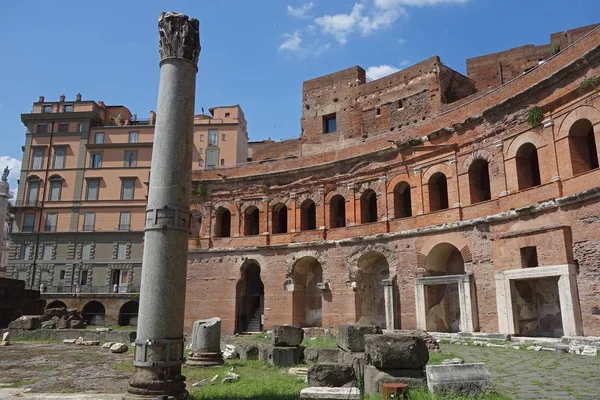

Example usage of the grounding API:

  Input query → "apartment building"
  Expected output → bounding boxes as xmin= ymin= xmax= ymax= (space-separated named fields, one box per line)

xmin=7 ymin=94 xmax=248 ymax=294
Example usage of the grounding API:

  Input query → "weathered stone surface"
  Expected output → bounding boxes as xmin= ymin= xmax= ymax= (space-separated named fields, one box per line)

xmin=188 ymin=318 xmax=224 ymax=366
xmin=337 ymin=325 xmax=383 ymax=352
xmin=394 ymin=329 xmax=440 ymax=352
xmin=223 ymin=344 xmax=238 ymax=359
xmin=109 ymin=343 xmax=129 ymax=353
xmin=307 ymin=363 xmax=355 ymax=388
xmin=69 ymin=319 xmax=86 ymax=329
xmin=271 ymin=346 xmax=303 ymax=367
xmin=158 ymin=12 xmax=200 ymax=65
xmin=259 ymin=345 xmax=273 ymax=363
xmin=364 ymin=365 xmax=426 ymax=396
xmin=365 ymin=334 xmax=429 ymax=369
xmin=581 ymin=346 xmax=598 ymax=356
xmin=239 ymin=344 xmax=260 ymax=361
xmin=426 ymin=363 xmax=492 ymax=396
xmin=8 ymin=316 xmax=41 ymax=331
xmin=273 ymin=325 xmax=304 ymax=347
xmin=63 ymin=339 xmax=77 ymax=344
xmin=339 ymin=351 xmax=367 ymax=378
xmin=222 ymin=372 xmax=240 ymax=383
xmin=300 ymin=387 xmax=360 ymax=399
xmin=81 ymin=340 xmax=100 ymax=346
xmin=442 ymin=358 xmax=464 ymax=365
xmin=103 ymin=342 xmax=116 ymax=349
xmin=2 ymin=332 xmax=10 ymax=342
xmin=305 ymin=348 xmax=341 ymax=364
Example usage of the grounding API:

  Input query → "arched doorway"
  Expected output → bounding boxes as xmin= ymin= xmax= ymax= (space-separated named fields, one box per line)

xmin=568 ymin=119 xmax=599 ymax=175
xmin=355 ymin=252 xmax=389 ymax=327
xmin=361 ymin=189 xmax=378 ymax=223
xmin=82 ymin=301 xmax=106 ymax=326
xmin=429 ymin=173 xmax=449 ymax=211
xmin=236 ymin=261 xmax=265 ymax=333
xmin=468 ymin=159 xmax=491 ymax=203
xmin=393 ymin=182 xmax=412 ymax=218
xmin=46 ymin=300 xmax=67 ymax=309
xmin=291 ymin=256 xmax=323 ymax=327
xmin=215 ymin=207 xmax=231 ymax=237
xmin=516 ymin=143 xmax=541 ymax=189
xmin=272 ymin=203 xmax=288 ymax=234
xmin=118 ymin=301 xmax=139 ymax=326
xmin=301 ymin=199 xmax=316 ymax=231
xmin=329 ymin=195 xmax=346 ymax=228
xmin=244 ymin=206 xmax=260 ymax=236
xmin=424 ymin=243 xmax=465 ymax=333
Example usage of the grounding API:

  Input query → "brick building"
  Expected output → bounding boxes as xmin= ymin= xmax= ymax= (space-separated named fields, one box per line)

xmin=187 ymin=24 xmax=600 ymax=339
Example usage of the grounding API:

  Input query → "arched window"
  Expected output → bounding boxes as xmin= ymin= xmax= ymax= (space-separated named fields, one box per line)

xmin=329 ymin=195 xmax=346 ymax=228
xmin=516 ymin=143 xmax=541 ymax=190
xmin=468 ymin=159 xmax=491 ymax=203
xmin=48 ymin=175 xmax=63 ymax=202
xmin=244 ymin=206 xmax=260 ymax=236
xmin=429 ymin=173 xmax=449 ymax=212
xmin=568 ymin=119 xmax=599 ymax=175
xmin=393 ymin=182 xmax=412 ymax=218
xmin=301 ymin=199 xmax=316 ymax=231
xmin=215 ymin=207 xmax=231 ymax=238
xmin=26 ymin=176 xmax=41 ymax=205
xmin=272 ymin=203 xmax=288 ymax=234
xmin=361 ymin=189 xmax=378 ymax=223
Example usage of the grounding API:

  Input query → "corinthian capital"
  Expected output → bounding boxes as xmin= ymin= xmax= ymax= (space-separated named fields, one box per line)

xmin=158 ymin=12 xmax=200 ymax=66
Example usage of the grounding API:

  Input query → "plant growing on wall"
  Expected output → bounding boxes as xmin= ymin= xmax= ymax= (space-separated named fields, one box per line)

xmin=527 ymin=106 xmax=544 ymax=127
xmin=579 ymin=76 xmax=600 ymax=94
xmin=550 ymin=43 xmax=560 ymax=56
xmin=192 ymin=181 xmax=209 ymax=203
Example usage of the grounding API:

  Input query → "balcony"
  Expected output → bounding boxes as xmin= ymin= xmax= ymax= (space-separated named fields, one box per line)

xmin=14 ymin=200 xmax=42 ymax=208
xmin=82 ymin=225 xmax=95 ymax=232
xmin=42 ymin=284 xmax=141 ymax=294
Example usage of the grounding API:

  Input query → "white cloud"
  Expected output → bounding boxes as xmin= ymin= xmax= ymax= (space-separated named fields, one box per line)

xmin=0 ymin=156 xmax=21 ymax=193
xmin=359 ymin=7 xmax=407 ymax=36
xmin=279 ymin=31 xmax=303 ymax=51
xmin=398 ymin=38 xmax=406 ymax=44
xmin=287 ymin=2 xmax=314 ymax=18
xmin=315 ymin=3 xmax=364 ymax=44
xmin=366 ymin=64 xmax=401 ymax=80
xmin=399 ymin=59 xmax=410 ymax=66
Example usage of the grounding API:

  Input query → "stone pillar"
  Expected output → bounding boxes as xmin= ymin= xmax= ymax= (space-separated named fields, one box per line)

xmin=125 ymin=12 xmax=200 ymax=400
xmin=457 ymin=276 xmax=477 ymax=332
xmin=0 ymin=170 xmax=12 ymax=272
xmin=414 ymin=282 xmax=427 ymax=331
xmin=187 ymin=317 xmax=225 ymax=366
xmin=558 ymin=273 xmax=583 ymax=336
xmin=382 ymin=278 xmax=395 ymax=331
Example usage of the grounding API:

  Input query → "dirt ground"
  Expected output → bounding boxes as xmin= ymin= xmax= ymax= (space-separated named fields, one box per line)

xmin=0 ymin=342 xmax=131 ymax=395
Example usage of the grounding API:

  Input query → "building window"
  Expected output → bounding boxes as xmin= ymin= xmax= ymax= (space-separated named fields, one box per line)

xmin=128 ymin=132 xmax=139 ymax=143
xmin=198 ymin=148 xmax=203 ymax=155
xmin=80 ymin=270 xmax=88 ymax=285
xmin=199 ymin=134 xmax=204 ymax=142
xmin=119 ymin=212 xmax=131 ymax=231
xmin=42 ymin=244 xmax=53 ymax=260
xmin=221 ymin=134 xmax=226 ymax=141
xmin=85 ymin=179 xmax=99 ymax=200
xmin=124 ymin=150 xmax=137 ymax=167
xmin=208 ymin=129 xmax=218 ymax=146
xmin=300 ymin=199 xmax=317 ymax=231
xmin=521 ymin=246 xmax=539 ymax=268
xmin=22 ymin=213 xmax=35 ymax=233
xmin=206 ymin=149 xmax=218 ymax=169
xmin=244 ymin=207 xmax=260 ymax=236
xmin=568 ymin=119 xmax=599 ymax=175
xmin=117 ymin=243 xmax=127 ymax=259
xmin=225 ymin=112 xmax=230 ymax=118
xmin=468 ymin=159 xmax=491 ymax=204
xmin=37 ymin=124 xmax=48 ymax=134
xmin=63 ymin=104 xmax=73 ymax=112
xmin=82 ymin=243 xmax=92 ymax=260
xmin=20 ymin=243 xmax=32 ymax=260
xmin=121 ymin=178 xmax=135 ymax=200
xmin=77 ymin=123 xmax=83 ymax=132
xmin=42 ymin=105 xmax=52 ymax=113
xmin=198 ymin=159 xmax=204 ymax=167
xmin=323 ymin=114 xmax=337 ymax=133
xmin=58 ymin=122 xmax=69 ymax=133
xmin=215 ymin=208 xmax=231 ymax=238
xmin=272 ymin=203 xmax=288 ymax=234
xmin=31 ymin=149 xmax=44 ymax=169
xmin=397 ymin=100 xmax=403 ymax=109
xmin=428 ymin=172 xmax=449 ymax=212
xmin=90 ymin=152 xmax=102 ymax=168
xmin=330 ymin=195 xmax=346 ymax=228
xmin=52 ymin=147 xmax=66 ymax=169
xmin=360 ymin=189 xmax=378 ymax=223
xmin=220 ymin=159 xmax=225 ymax=166
xmin=393 ymin=182 xmax=412 ymax=218
xmin=83 ymin=212 xmax=95 ymax=231
xmin=94 ymin=132 xmax=104 ymax=144
xmin=48 ymin=178 xmax=62 ymax=201
xmin=59 ymin=270 xmax=66 ymax=280
xmin=45 ymin=213 xmax=57 ymax=232
xmin=26 ymin=179 xmax=40 ymax=205
xmin=516 ymin=143 xmax=541 ymax=190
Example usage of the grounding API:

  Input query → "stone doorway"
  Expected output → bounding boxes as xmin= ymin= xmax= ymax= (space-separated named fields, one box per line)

xmin=355 ymin=252 xmax=389 ymax=328
xmin=291 ymin=256 xmax=323 ymax=327
xmin=236 ymin=261 xmax=264 ymax=333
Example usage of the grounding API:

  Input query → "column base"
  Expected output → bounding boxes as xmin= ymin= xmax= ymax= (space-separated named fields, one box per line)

xmin=186 ymin=351 xmax=224 ymax=367
xmin=124 ymin=369 xmax=187 ymax=400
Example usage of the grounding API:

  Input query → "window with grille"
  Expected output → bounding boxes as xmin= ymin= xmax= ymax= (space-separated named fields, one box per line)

xmin=119 ymin=212 xmax=131 ymax=230
xmin=124 ymin=151 xmax=137 ymax=167
xmin=31 ymin=149 xmax=44 ymax=169
xmin=128 ymin=132 xmax=139 ymax=143
xmin=45 ymin=213 xmax=57 ymax=232
xmin=83 ymin=212 xmax=95 ymax=231
xmin=121 ymin=178 xmax=135 ymax=200
xmin=53 ymin=147 xmax=65 ymax=169
xmin=48 ymin=180 xmax=61 ymax=201
xmin=85 ymin=179 xmax=99 ymax=200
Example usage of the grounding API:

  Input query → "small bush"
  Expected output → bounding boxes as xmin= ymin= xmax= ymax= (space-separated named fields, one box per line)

xmin=192 ymin=181 xmax=209 ymax=203
xmin=579 ymin=76 xmax=600 ymax=94
xmin=550 ymin=43 xmax=560 ymax=56
xmin=527 ymin=106 xmax=544 ymax=127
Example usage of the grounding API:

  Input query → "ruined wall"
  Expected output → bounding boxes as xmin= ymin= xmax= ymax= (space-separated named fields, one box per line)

xmin=249 ymin=138 xmax=302 ymax=162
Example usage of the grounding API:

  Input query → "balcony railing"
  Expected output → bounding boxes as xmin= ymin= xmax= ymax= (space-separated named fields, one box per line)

xmin=15 ymin=200 xmax=42 ymax=208
xmin=82 ymin=225 xmax=95 ymax=232
xmin=44 ymin=225 xmax=57 ymax=232
xmin=22 ymin=225 xmax=35 ymax=233
xmin=118 ymin=224 xmax=131 ymax=231
xmin=42 ymin=284 xmax=141 ymax=294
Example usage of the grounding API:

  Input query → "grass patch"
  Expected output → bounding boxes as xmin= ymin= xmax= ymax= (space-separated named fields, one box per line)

xmin=186 ymin=360 xmax=305 ymax=400
xmin=111 ymin=361 xmax=134 ymax=373
xmin=367 ymin=388 xmax=510 ymax=400
xmin=89 ymin=325 xmax=136 ymax=332
xmin=302 ymin=335 xmax=337 ymax=349
xmin=427 ymin=349 xmax=462 ymax=366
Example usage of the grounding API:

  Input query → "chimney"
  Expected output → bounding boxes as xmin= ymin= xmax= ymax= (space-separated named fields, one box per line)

xmin=76 ymin=93 xmax=82 ymax=101
xmin=38 ymin=96 xmax=45 ymax=102
xmin=149 ymin=110 xmax=156 ymax=125
xmin=59 ymin=94 xmax=65 ymax=102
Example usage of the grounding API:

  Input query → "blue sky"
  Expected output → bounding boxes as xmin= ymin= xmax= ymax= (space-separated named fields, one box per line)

xmin=1 ymin=0 xmax=599 ymax=191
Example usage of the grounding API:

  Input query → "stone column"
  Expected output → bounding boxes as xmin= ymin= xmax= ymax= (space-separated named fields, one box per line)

xmin=414 ymin=282 xmax=427 ymax=331
xmin=558 ymin=272 xmax=583 ymax=336
xmin=382 ymin=278 xmax=395 ymax=331
xmin=0 ymin=170 xmax=12 ymax=272
xmin=457 ymin=276 xmax=476 ymax=332
xmin=187 ymin=317 xmax=225 ymax=366
xmin=125 ymin=12 xmax=200 ymax=400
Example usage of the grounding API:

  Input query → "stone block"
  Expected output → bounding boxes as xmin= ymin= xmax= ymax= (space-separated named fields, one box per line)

xmin=426 ymin=363 xmax=492 ymax=396
xmin=8 ymin=316 xmax=41 ymax=331
xmin=340 ymin=351 xmax=366 ymax=378
xmin=364 ymin=365 xmax=426 ymax=396
xmin=305 ymin=348 xmax=341 ymax=364
xmin=259 ymin=345 xmax=273 ymax=363
xmin=109 ymin=343 xmax=129 ymax=353
xmin=393 ymin=329 xmax=440 ymax=352
xmin=300 ymin=387 xmax=360 ymax=399
xmin=271 ymin=346 xmax=303 ymax=367
xmin=307 ymin=363 xmax=355 ymax=388
xmin=273 ymin=325 xmax=304 ymax=347
xmin=337 ymin=324 xmax=382 ymax=352
xmin=239 ymin=344 xmax=260 ymax=361
xmin=365 ymin=334 xmax=429 ymax=369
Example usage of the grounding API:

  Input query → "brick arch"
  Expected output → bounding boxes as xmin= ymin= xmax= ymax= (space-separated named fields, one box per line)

xmin=418 ymin=233 xmax=473 ymax=264
xmin=297 ymin=192 xmax=322 ymax=206
xmin=240 ymin=200 xmax=266 ymax=215
xmin=422 ymin=163 xmax=454 ymax=183
xmin=211 ymin=202 xmax=237 ymax=237
xmin=210 ymin=201 xmax=237 ymax=217
xmin=268 ymin=196 xmax=293 ymax=209
xmin=386 ymin=173 xmax=418 ymax=193
xmin=356 ymin=180 xmax=382 ymax=197
xmin=505 ymin=131 xmax=546 ymax=159
xmin=459 ymin=149 xmax=494 ymax=174
xmin=557 ymin=105 xmax=600 ymax=138
xmin=285 ymin=250 xmax=328 ymax=280
xmin=347 ymin=243 xmax=397 ymax=280
xmin=325 ymin=187 xmax=351 ymax=203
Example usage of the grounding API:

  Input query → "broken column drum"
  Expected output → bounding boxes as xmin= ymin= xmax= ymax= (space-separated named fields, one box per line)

xmin=187 ymin=317 xmax=225 ymax=366
xmin=125 ymin=12 xmax=200 ymax=400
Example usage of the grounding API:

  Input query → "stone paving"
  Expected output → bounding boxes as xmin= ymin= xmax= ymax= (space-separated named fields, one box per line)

xmin=443 ymin=343 xmax=600 ymax=400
